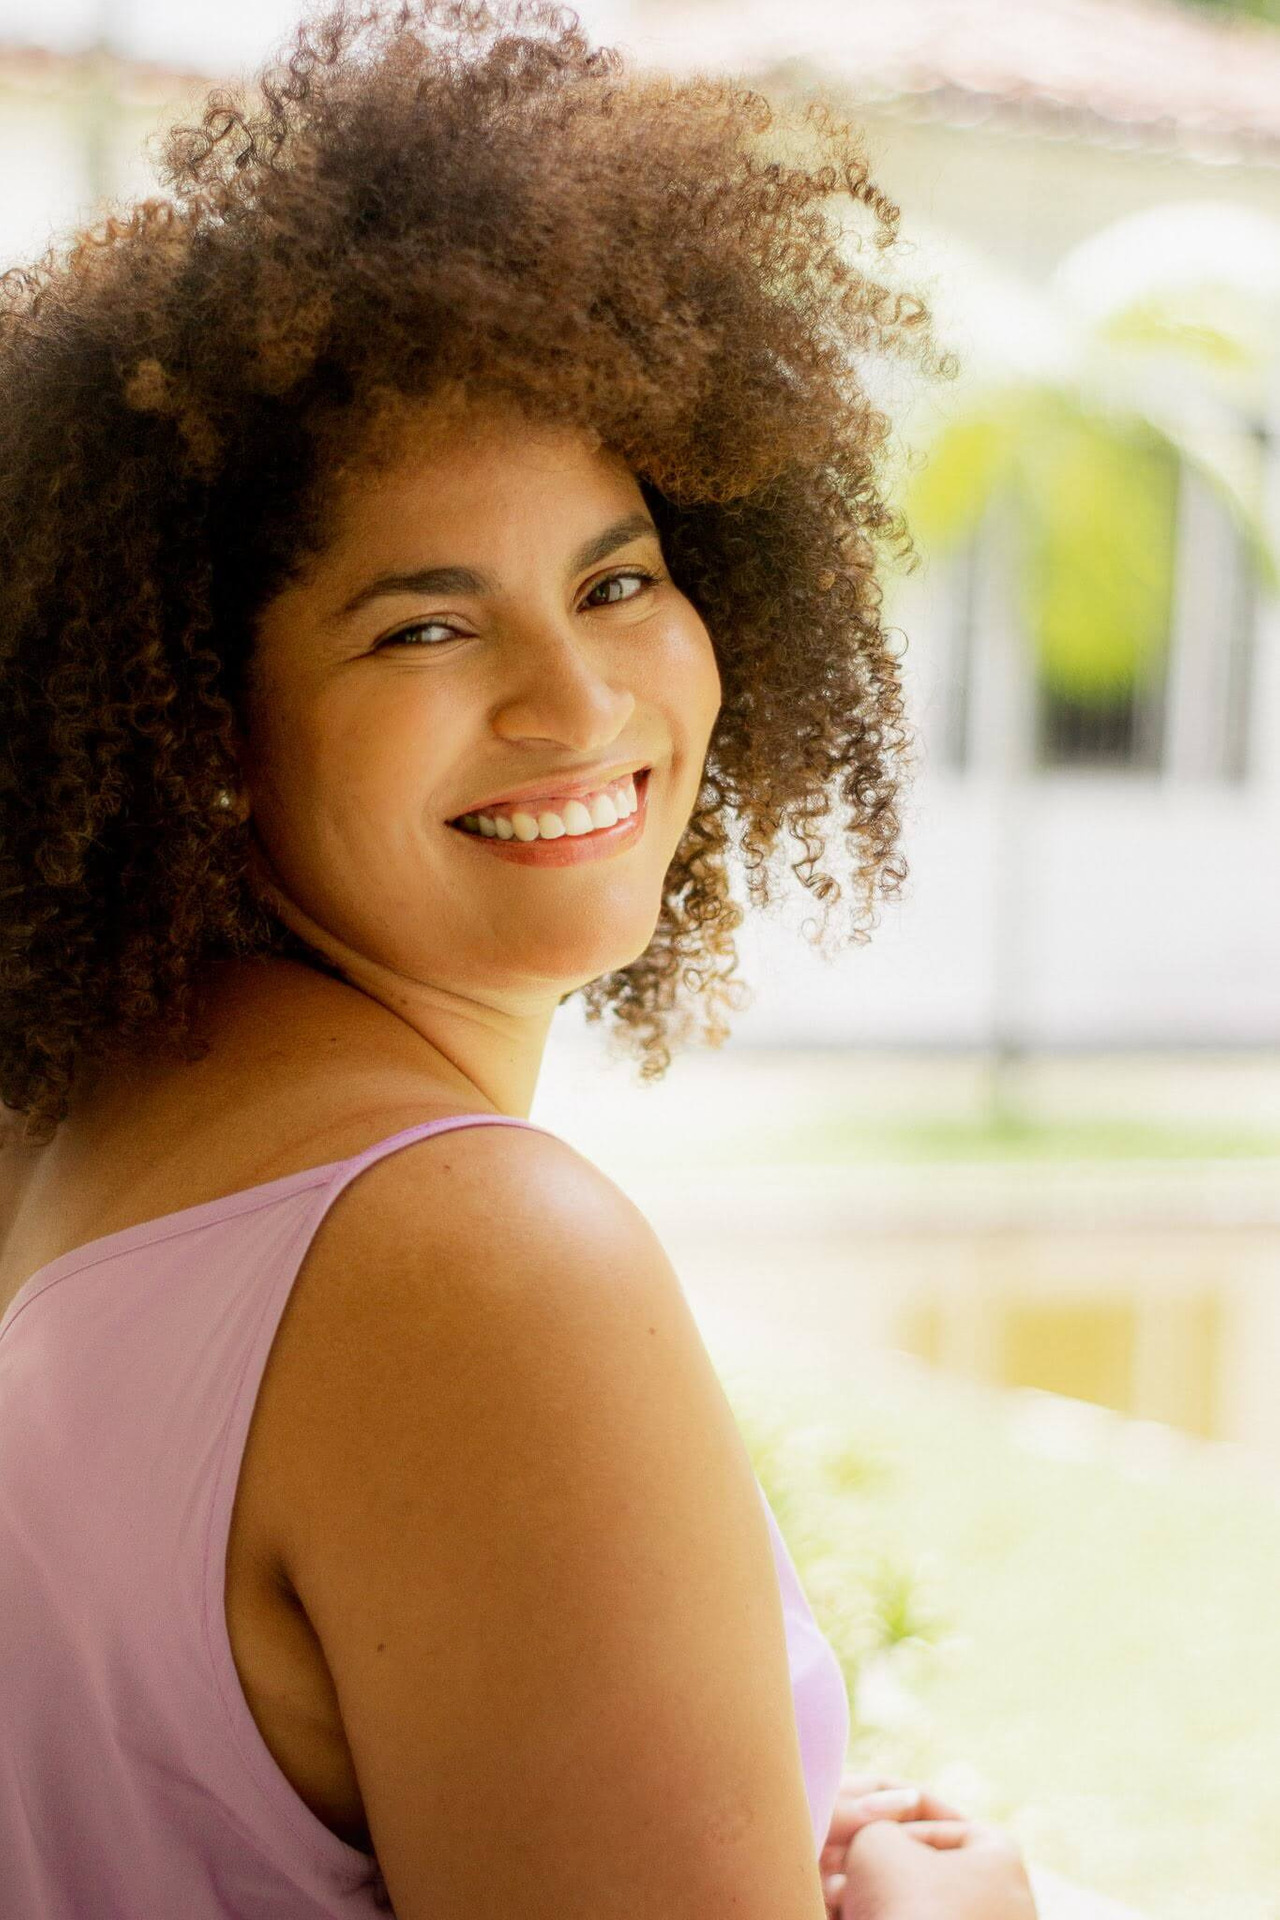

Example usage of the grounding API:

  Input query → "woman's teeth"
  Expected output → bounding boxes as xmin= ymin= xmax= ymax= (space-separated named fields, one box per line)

xmin=456 ymin=774 xmax=640 ymax=843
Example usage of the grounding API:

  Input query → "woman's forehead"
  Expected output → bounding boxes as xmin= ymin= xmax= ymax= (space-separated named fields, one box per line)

xmin=343 ymin=387 xmax=610 ymax=484
xmin=317 ymin=410 xmax=636 ymax=548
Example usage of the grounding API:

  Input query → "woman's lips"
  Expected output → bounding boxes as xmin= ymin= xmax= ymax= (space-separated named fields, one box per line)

xmin=449 ymin=765 xmax=649 ymax=822
xmin=446 ymin=769 xmax=651 ymax=867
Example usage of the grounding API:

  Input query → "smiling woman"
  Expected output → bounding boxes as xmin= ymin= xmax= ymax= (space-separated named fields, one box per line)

xmin=0 ymin=0 xmax=952 ymax=1148
xmin=228 ymin=387 xmax=726 ymax=1091
xmin=0 ymin=6 xmax=985 ymax=1920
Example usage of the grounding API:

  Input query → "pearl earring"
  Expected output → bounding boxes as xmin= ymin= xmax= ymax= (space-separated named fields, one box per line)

xmin=214 ymin=789 xmax=235 ymax=811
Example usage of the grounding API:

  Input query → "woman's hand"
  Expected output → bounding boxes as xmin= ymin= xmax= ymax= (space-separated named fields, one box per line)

xmin=819 ymin=1771 xmax=968 ymax=1917
xmin=832 ymin=1816 xmax=1038 ymax=1920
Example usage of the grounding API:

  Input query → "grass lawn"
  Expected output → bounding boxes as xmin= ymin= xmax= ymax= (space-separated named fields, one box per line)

xmin=723 ymin=1357 xmax=1280 ymax=1920
xmin=696 ymin=1112 xmax=1280 ymax=1167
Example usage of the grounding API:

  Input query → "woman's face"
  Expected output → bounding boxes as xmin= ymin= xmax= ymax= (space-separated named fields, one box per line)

xmin=240 ymin=396 xmax=722 ymax=1032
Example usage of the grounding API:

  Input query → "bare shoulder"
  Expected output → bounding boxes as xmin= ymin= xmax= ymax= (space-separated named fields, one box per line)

xmin=289 ymin=1114 xmax=648 ymax=1329
xmin=270 ymin=1117 xmax=686 ymax=1554
xmin=273 ymin=1117 xmax=825 ymax=1920
xmin=271 ymin=1117 xmax=713 ymax=1517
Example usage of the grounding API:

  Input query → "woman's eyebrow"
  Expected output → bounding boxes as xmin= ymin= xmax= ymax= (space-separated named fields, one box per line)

xmin=330 ymin=510 xmax=659 ymax=624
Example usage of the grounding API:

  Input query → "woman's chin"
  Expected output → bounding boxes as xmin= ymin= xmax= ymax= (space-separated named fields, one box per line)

xmin=532 ymin=938 xmax=657 ymax=998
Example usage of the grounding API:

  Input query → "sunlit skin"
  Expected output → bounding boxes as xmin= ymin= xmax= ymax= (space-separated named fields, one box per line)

xmin=222 ymin=393 xmax=723 ymax=1120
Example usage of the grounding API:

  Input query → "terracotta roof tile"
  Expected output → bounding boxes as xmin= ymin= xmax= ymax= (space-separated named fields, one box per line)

xmin=634 ymin=0 xmax=1280 ymax=158
xmin=0 ymin=38 xmax=215 ymax=100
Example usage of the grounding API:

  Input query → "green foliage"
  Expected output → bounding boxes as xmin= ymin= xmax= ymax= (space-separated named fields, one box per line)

xmin=898 ymin=402 xmax=1020 ymax=552
xmin=899 ymin=384 xmax=1186 ymax=705
xmin=1018 ymin=406 xmax=1179 ymax=702
xmin=728 ymin=1393 xmax=950 ymax=1742
xmin=863 ymin=1557 xmax=945 ymax=1651
xmin=681 ymin=1110 xmax=1280 ymax=1167
xmin=1172 ymin=0 xmax=1280 ymax=20
xmin=1100 ymin=297 xmax=1261 ymax=372
xmin=722 ymin=1356 xmax=1280 ymax=1916
xmin=896 ymin=241 xmax=1280 ymax=713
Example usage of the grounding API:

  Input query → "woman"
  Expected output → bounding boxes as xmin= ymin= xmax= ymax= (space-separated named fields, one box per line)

xmin=0 ymin=2 xmax=1037 ymax=1914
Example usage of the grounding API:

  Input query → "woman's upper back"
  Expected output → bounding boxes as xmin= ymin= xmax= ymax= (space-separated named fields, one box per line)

xmin=0 ymin=961 xmax=848 ymax=1920
xmin=0 ymin=1109 xmax=546 ymax=1916
xmin=0 ymin=954 xmax=504 ymax=1319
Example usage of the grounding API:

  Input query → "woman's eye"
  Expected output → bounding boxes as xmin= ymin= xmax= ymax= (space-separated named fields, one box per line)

xmin=378 ymin=568 xmax=659 ymax=648
xmin=583 ymin=567 xmax=660 ymax=606
xmin=378 ymin=619 xmax=458 ymax=649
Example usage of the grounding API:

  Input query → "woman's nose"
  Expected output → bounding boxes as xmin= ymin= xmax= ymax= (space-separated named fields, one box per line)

xmin=489 ymin=625 xmax=637 ymax=747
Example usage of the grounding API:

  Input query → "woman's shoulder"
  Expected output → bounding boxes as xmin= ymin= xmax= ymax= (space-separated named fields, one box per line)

xmin=273 ymin=1109 xmax=650 ymax=1423
xmin=301 ymin=1105 xmax=616 ymax=1300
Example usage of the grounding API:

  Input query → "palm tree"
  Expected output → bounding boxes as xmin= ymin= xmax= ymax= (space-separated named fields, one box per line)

xmin=882 ymin=205 xmax=1280 ymax=1121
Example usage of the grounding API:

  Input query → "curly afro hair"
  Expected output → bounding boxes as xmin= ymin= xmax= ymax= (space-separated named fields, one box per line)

xmin=0 ymin=0 xmax=954 ymax=1150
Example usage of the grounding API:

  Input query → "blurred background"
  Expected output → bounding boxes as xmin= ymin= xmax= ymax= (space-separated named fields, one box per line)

xmin=4 ymin=1 xmax=1277 ymax=1915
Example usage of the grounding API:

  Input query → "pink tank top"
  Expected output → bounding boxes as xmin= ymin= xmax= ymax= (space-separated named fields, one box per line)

xmin=0 ymin=1114 xmax=849 ymax=1917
